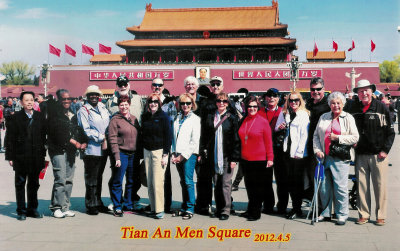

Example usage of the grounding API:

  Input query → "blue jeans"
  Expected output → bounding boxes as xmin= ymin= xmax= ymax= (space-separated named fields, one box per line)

xmin=319 ymin=155 xmax=349 ymax=220
xmin=109 ymin=151 xmax=135 ymax=210
xmin=176 ymin=154 xmax=196 ymax=214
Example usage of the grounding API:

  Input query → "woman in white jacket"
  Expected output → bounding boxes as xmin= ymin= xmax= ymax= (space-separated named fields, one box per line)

xmin=171 ymin=93 xmax=201 ymax=220
xmin=275 ymin=91 xmax=310 ymax=219
xmin=313 ymin=92 xmax=359 ymax=225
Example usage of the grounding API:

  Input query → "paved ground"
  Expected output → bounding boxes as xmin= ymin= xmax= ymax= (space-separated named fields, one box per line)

xmin=0 ymin=126 xmax=399 ymax=251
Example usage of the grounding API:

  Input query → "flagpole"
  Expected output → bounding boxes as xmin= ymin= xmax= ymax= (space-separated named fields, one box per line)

xmin=48 ymin=44 xmax=50 ymax=64
xmin=81 ymin=44 xmax=82 ymax=65
xmin=369 ymin=38 xmax=372 ymax=62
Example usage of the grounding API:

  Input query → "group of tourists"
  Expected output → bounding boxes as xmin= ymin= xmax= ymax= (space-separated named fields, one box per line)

xmin=5 ymin=75 xmax=395 ymax=226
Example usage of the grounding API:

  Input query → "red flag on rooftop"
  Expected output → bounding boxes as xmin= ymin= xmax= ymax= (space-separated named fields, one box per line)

xmin=348 ymin=40 xmax=355 ymax=51
xmin=332 ymin=41 xmax=338 ymax=52
xmin=49 ymin=44 xmax=61 ymax=57
xmin=65 ymin=44 xmax=76 ymax=57
xmin=82 ymin=44 xmax=94 ymax=56
xmin=99 ymin=43 xmax=112 ymax=54
xmin=313 ymin=42 xmax=318 ymax=57
xmin=371 ymin=40 xmax=376 ymax=52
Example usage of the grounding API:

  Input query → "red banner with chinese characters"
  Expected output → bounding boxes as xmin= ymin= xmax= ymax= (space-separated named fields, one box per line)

xmin=232 ymin=69 xmax=322 ymax=79
xmin=90 ymin=71 xmax=174 ymax=81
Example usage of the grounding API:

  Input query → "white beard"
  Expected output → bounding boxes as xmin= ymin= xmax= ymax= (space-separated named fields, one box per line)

xmin=118 ymin=83 xmax=131 ymax=96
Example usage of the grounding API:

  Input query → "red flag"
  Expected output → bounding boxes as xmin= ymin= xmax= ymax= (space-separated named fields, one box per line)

xmin=348 ymin=40 xmax=355 ymax=51
xmin=332 ymin=41 xmax=338 ymax=52
xmin=313 ymin=42 xmax=318 ymax=57
xmin=49 ymin=44 xmax=61 ymax=57
xmin=371 ymin=40 xmax=376 ymax=52
xmin=82 ymin=44 xmax=94 ymax=56
xmin=99 ymin=43 xmax=112 ymax=54
xmin=65 ymin=44 xmax=76 ymax=57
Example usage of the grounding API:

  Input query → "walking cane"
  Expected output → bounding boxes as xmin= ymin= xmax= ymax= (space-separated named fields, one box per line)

xmin=306 ymin=159 xmax=324 ymax=225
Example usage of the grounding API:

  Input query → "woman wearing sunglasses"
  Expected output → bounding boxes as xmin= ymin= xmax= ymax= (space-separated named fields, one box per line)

xmin=171 ymin=93 xmax=201 ymax=220
xmin=238 ymin=96 xmax=274 ymax=221
xmin=199 ymin=92 xmax=240 ymax=220
xmin=141 ymin=94 xmax=172 ymax=219
xmin=275 ymin=91 xmax=310 ymax=220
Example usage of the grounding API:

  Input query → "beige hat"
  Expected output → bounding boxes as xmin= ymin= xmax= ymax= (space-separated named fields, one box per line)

xmin=84 ymin=85 xmax=102 ymax=96
xmin=353 ymin=79 xmax=376 ymax=93
xmin=210 ymin=76 xmax=223 ymax=86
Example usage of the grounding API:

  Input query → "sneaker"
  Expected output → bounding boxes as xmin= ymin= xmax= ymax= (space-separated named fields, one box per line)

xmin=63 ymin=210 xmax=75 ymax=217
xmin=356 ymin=218 xmax=369 ymax=225
xmin=375 ymin=219 xmax=385 ymax=226
xmin=336 ymin=220 xmax=346 ymax=225
xmin=113 ymin=209 xmax=123 ymax=217
xmin=107 ymin=203 xmax=114 ymax=211
xmin=52 ymin=209 xmax=65 ymax=218
xmin=154 ymin=212 xmax=164 ymax=219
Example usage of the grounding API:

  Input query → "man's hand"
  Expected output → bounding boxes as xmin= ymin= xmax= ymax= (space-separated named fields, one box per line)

xmin=378 ymin=151 xmax=388 ymax=160
xmin=9 ymin=160 xmax=13 ymax=166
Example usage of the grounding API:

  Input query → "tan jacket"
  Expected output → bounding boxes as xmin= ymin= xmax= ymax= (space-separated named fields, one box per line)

xmin=313 ymin=111 xmax=359 ymax=159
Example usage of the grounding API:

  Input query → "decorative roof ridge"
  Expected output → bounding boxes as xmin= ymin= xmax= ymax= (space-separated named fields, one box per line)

xmin=144 ymin=3 xmax=276 ymax=13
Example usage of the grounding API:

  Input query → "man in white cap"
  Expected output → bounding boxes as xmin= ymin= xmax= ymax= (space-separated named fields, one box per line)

xmin=106 ymin=76 xmax=144 ymax=212
xmin=349 ymin=79 xmax=395 ymax=226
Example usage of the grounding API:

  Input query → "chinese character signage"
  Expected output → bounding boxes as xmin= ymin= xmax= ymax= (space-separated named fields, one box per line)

xmin=232 ymin=69 xmax=322 ymax=79
xmin=90 ymin=71 xmax=174 ymax=80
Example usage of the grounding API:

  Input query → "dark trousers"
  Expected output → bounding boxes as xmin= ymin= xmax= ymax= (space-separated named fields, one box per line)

xmin=108 ymin=151 xmax=141 ymax=203
xmin=242 ymin=160 xmax=268 ymax=219
xmin=195 ymin=161 xmax=213 ymax=211
xmin=15 ymin=170 xmax=40 ymax=215
xmin=232 ymin=165 xmax=244 ymax=187
xmin=83 ymin=155 xmax=107 ymax=209
xmin=164 ymin=156 xmax=172 ymax=211
xmin=283 ymin=154 xmax=307 ymax=211
xmin=262 ymin=165 xmax=275 ymax=212
xmin=273 ymin=149 xmax=289 ymax=212
xmin=213 ymin=158 xmax=234 ymax=215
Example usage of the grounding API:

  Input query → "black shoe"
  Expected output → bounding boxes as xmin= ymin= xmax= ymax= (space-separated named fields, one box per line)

xmin=113 ymin=209 xmax=123 ymax=217
xmin=232 ymin=186 xmax=239 ymax=191
xmin=26 ymin=210 xmax=43 ymax=218
xmin=164 ymin=208 xmax=173 ymax=214
xmin=210 ymin=212 xmax=219 ymax=218
xmin=87 ymin=207 xmax=99 ymax=215
xmin=97 ymin=205 xmax=110 ymax=213
xmin=17 ymin=214 xmax=26 ymax=221
xmin=247 ymin=215 xmax=260 ymax=221
xmin=286 ymin=210 xmax=302 ymax=220
xmin=219 ymin=214 xmax=229 ymax=220
xmin=195 ymin=208 xmax=210 ymax=216
xmin=239 ymin=211 xmax=249 ymax=218
xmin=276 ymin=209 xmax=287 ymax=215
xmin=143 ymin=205 xmax=151 ymax=212
xmin=262 ymin=209 xmax=274 ymax=215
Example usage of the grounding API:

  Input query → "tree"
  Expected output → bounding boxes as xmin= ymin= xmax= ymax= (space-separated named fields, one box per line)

xmin=379 ymin=55 xmax=400 ymax=83
xmin=0 ymin=61 xmax=35 ymax=85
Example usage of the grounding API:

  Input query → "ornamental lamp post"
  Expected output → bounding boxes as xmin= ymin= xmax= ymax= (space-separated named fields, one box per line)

xmin=38 ymin=62 xmax=52 ymax=97
xmin=287 ymin=57 xmax=302 ymax=91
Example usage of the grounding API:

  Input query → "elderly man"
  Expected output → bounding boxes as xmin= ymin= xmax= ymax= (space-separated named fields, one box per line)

xmin=106 ymin=76 xmax=144 ymax=212
xmin=305 ymin=77 xmax=330 ymax=201
xmin=184 ymin=76 xmax=205 ymax=116
xmin=349 ymin=79 xmax=395 ymax=226
xmin=197 ymin=68 xmax=210 ymax=86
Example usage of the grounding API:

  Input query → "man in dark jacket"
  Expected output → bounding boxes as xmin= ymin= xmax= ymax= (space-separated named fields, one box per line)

xmin=5 ymin=91 xmax=47 ymax=221
xmin=350 ymin=80 xmax=395 ymax=226
xmin=305 ymin=77 xmax=330 ymax=201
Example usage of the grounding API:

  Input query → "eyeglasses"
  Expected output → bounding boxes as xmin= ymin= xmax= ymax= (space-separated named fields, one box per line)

xmin=266 ymin=93 xmax=279 ymax=98
xmin=310 ymin=87 xmax=323 ymax=92
xmin=152 ymin=83 xmax=163 ymax=88
xmin=216 ymin=99 xmax=229 ymax=104
xmin=247 ymin=105 xmax=258 ymax=109
xmin=289 ymin=98 xmax=300 ymax=103
xmin=117 ymin=82 xmax=128 ymax=88
xmin=60 ymin=98 xmax=72 ymax=101
xmin=210 ymin=82 xmax=221 ymax=87
xmin=180 ymin=102 xmax=192 ymax=106
xmin=148 ymin=100 xmax=159 ymax=104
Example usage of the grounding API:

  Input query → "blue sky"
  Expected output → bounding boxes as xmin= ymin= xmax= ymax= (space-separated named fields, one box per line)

xmin=0 ymin=0 xmax=399 ymax=67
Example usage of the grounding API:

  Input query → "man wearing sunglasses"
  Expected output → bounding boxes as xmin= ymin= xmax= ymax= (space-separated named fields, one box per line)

xmin=106 ymin=76 xmax=144 ymax=212
xmin=305 ymin=77 xmax=330 ymax=202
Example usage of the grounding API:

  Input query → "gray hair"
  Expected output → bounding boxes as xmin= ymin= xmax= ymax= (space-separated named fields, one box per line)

xmin=184 ymin=76 xmax=199 ymax=87
xmin=328 ymin=91 xmax=346 ymax=106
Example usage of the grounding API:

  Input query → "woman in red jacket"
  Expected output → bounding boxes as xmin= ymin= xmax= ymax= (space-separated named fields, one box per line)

xmin=238 ymin=96 xmax=274 ymax=221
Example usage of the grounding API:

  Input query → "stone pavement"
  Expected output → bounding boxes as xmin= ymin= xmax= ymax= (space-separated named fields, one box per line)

xmin=0 ymin=127 xmax=399 ymax=251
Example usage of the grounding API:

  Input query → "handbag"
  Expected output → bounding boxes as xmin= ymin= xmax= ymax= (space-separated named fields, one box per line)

xmin=328 ymin=117 xmax=351 ymax=160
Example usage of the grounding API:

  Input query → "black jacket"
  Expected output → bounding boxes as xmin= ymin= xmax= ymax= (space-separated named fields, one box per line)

xmin=5 ymin=110 xmax=47 ymax=173
xmin=306 ymin=96 xmax=330 ymax=153
xmin=349 ymin=98 xmax=395 ymax=154
xmin=48 ymin=103 xmax=88 ymax=155
xmin=141 ymin=109 xmax=172 ymax=155
xmin=200 ymin=111 xmax=241 ymax=163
